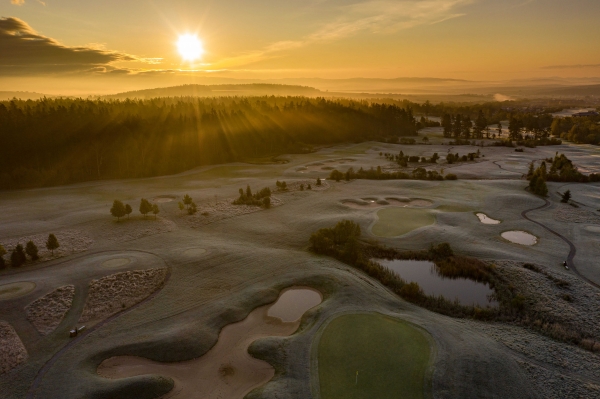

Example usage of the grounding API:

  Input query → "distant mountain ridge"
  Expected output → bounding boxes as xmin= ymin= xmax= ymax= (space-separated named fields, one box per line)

xmin=103 ymin=84 xmax=323 ymax=99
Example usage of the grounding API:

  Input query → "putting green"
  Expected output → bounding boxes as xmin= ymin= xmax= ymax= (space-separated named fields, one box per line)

xmin=318 ymin=313 xmax=432 ymax=399
xmin=0 ymin=281 xmax=36 ymax=300
xmin=372 ymin=208 xmax=435 ymax=237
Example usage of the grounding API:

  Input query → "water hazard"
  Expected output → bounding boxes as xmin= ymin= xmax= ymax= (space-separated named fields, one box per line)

xmin=374 ymin=259 xmax=497 ymax=307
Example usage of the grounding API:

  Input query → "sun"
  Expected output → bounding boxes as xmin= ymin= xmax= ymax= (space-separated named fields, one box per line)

xmin=177 ymin=34 xmax=203 ymax=62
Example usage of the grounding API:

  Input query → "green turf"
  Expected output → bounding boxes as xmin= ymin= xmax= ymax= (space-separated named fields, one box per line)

xmin=371 ymin=208 xmax=435 ymax=237
xmin=436 ymin=204 xmax=473 ymax=212
xmin=318 ymin=314 xmax=431 ymax=399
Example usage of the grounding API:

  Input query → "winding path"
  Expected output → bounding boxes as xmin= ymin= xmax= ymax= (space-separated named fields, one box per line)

xmin=521 ymin=197 xmax=600 ymax=290
xmin=25 ymin=259 xmax=172 ymax=399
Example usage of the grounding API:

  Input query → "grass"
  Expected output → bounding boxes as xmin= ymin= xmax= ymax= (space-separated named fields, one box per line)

xmin=372 ymin=208 xmax=435 ymax=237
xmin=436 ymin=204 xmax=473 ymax=212
xmin=318 ymin=313 xmax=431 ymax=399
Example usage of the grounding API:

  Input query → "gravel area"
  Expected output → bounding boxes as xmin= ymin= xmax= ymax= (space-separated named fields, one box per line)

xmin=0 ymin=321 xmax=27 ymax=375
xmin=554 ymin=204 xmax=600 ymax=224
xmin=1 ymin=230 xmax=93 ymax=262
xmin=79 ymin=268 xmax=168 ymax=323
xmin=26 ymin=285 xmax=75 ymax=335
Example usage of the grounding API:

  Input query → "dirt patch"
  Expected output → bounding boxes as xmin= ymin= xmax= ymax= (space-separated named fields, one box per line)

xmin=186 ymin=197 xmax=284 ymax=228
xmin=554 ymin=205 xmax=600 ymax=224
xmin=0 ymin=321 xmax=27 ymax=375
xmin=0 ymin=282 xmax=36 ymax=301
xmin=26 ymin=285 xmax=75 ymax=335
xmin=1 ymin=230 xmax=93 ymax=262
xmin=79 ymin=268 xmax=168 ymax=323
xmin=97 ymin=295 xmax=316 ymax=399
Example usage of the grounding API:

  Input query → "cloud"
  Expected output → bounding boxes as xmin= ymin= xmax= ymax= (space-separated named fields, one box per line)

xmin=10 ymin=0 xmax=25 ymax=5
xmin=541 ymin=64 xmax=600 ymax=70
xmin=214 ymin=0 xmax=474 ymax=68
xmin=0 ymin=17 xmax=159 ymax=75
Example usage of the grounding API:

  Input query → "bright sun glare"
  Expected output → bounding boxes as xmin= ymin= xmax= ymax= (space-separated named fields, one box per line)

xmin=177 ymin=34 xmax=203 ymax=62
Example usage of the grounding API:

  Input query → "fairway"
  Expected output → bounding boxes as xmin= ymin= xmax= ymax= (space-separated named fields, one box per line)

xmin=318 ymin=313 xmax=432 ymax=399
xmin=371 ymin=207 xmax=435 ymax=237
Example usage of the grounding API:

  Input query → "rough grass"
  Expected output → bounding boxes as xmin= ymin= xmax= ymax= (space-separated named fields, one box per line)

xmin=372 ymin=208 xmax=435 ymax=237
xmin=436 ymin=204 xmax=473 ymax=212
xmin=318 ymin=313 xmax=431 ymax=399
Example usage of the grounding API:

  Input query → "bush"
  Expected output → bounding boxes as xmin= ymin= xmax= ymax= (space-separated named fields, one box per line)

xmin=11 ymin=244 xmax=26 ymax=267
xmin=445 ymin=174 xmax=457 ymax=180
xmin=25 ymin=241 xmax=39 ymax=261
xmin=233 ymin=185 xmax=272 ymax=207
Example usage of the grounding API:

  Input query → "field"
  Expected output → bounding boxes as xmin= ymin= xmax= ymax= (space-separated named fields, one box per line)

xmin=0 ymin=137 xmax=600 ymax=399
xmin=317 ymin=313 xmax=431 ymax=399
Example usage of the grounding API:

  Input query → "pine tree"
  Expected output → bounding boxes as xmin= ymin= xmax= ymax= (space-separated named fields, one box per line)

xmin=110 ymin=200 xmax=127 ymax=221
xmin=561 ymin=190 xmax=571 ymax=203
xmin=178 ymin=201 xmax=185 ymax=213
xmin=139 ymin=198 xmax=153 ymax=218
xmin=11 ymin=245 xmax=27 ymax=267
xmin=263 ymin=197 xmax=271 ymax=208
xmin=25 ymin=241 xmax=39 ymax=261
xmin=316 ymin=178 xmax=322 ymax=186
xmin=183 ymin=194 xmax=192 ymax=209
xmin=46 ymin=234 xmax=59 ymax=256
xmin=442 ymin=114 xmax=452 ymax=138
xmin=125 ymin=204 xmax=132 ymax=219
xmin=453 ymin=114 xmax=462 ymax=139
xmin=0 ymin=244 xmax=7 ymax=269
xmin=461 ymin=115 xmax=473 ymax=139
xmin=152 ymin=204 xmax=160 ymax=219
xmin=187 ymin=202 xmax=198 ymax=215
xmin=246 ymin=185 xmax=252 ymax=197
xmin=307 ymin=184 xmax=312 ymax=190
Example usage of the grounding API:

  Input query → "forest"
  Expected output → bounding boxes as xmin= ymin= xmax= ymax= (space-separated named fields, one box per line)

xmin=0 ymin=97 xmax=418 ymax=189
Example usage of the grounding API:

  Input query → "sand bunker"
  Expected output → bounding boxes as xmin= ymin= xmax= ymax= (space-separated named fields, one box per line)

xmin=0 ymin=321 xmax=28 ymax=375
xmin=183 ymin=248 xmax=207 ymax=257
xmin=153 ymin=195 xmax=177 ymax=203
xmin=79 ymin=268 xmax=168 ymax=323
xmin=97 ymin=287 xmax=322 ymax=399
xmin=554 ymin=205 xmax=600 ymax=224
xmin=585 ymin=226 xmax=600 ymax=233
xmin=2 ymin=230 xmax=93 ymax=261
xmin=26 ymin=285 xmax=75 ymax=335
xmin=476 ymin=213 xmax=501 ymax=225
xmin=0 ymin=282 xmax=36 ymax=301
xmin=101 ymin=258 xmax=131 ymax=268
xmin=266 ymin=287 xmax=322 ymax=322
xmin=501 ymin=231 xmax=537 ymax=246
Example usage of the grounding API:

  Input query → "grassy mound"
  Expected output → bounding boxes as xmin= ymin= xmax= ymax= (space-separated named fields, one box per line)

xmin=318 ymin=313 xmax=431 ymax=399
xmin=372 ymin=208 xmax=435 ymax=237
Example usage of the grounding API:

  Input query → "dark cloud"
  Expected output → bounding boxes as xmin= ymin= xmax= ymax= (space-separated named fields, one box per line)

xmin=541 ymin=64 xmax=600 ymax=70
xmin=0 ymin=17 xmax=143 ymax=75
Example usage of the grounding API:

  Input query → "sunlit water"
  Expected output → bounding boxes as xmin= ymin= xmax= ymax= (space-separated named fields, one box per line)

xmin=501 ymin=230 xmax=537 ymax=246
xmin=374 ymin=259 xmax=497 ymax=307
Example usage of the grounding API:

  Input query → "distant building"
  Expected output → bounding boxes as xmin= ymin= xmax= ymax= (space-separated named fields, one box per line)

xmin=572 ymin=111 xmax=599 ymax=117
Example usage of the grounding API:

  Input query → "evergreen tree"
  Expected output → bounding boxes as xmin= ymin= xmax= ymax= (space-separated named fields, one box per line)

xmin=453 ymin=114 xmax=462 ymax=139
xmin=110 ymin=200 xmax=127 ymax=221
xmin=246 ymin=185 xmax=252 ymax=197
xmin=25 ymin=241 xmax=39 ymax=261
xmin=178 ymin=202 xmax=185 ymax=213
xmin=307 ymin=184 xmax=312 ymax=190
xmin=316 ymin=178 xmax=322 ymax=186
xmin=188 ymin=202 xmax=198 ymax=215
xmin=508 ymin=117 xmax=522 ymax=140
xmin=46 ymin=234 xmax=59 ymax=256
xmin=441 ymin=114 xmax=453 ymax=138
xmin=497 ymin=122 xmax=503 ymax=137
xmin=11 ymin=244 xmax=27 ymax=266
xmin=0 ymin=244 xmax=6 ymax=269
xmin=183 ymin=194 xmax=192 ymax=209
xmin=125 ymin=204 xmax=132 ymax=219
xmin=152 ymin=204 xmax=160 ymax=219
xmin=139 ymin=198 xmax=153 ymax=218
xmin=527 ymin=161 xmax=535 ymax=179
xmin=461 ymin=115 xmax=473 ymax=139
xmin=474 ymin=110 xmax=487 ymax=139
xmin=263 ymin=197 xmax=271 ymax=208
xmin=561 ymin=190 xmax=571 ymax=203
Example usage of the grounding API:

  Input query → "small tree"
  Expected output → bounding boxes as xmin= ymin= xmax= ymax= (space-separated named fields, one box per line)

xmin=263 ymin=197 xmax=271 ymax=208
xmin=46 ymin=234 xmax=60 ymax=256
xmin=307 ymin=184 xmax=312 ymax=190
xmin=561 ymin=190 xmax=571 ymax=203
xmin=139 ymin=198 xmax=153 ymax=218
xmin=25 ymin=241 xmax=39 ymax=261
xmin=183 ymin=194 xmax=193 ymax=209
xmin=0 ymin=244 xmax=6 ymax=269
xmin=316 ymin=178 xmax=322 ymax=186
xmin=152 ymin=204 xmax=160 ymax=219
xmin=178 ymin=201 xmax=185 ymax=213
xmin=300 ymin=184 xmax=304 ymax=191
xmin=110 ymin=200 xmax=127 ymax=221
xmin=11 ymin=244 xmax=27 ymax=267
xmin=188 ymin=202 xmax=197 ymax=215
xmin=125 ymin=204 xmax=132 ymax=219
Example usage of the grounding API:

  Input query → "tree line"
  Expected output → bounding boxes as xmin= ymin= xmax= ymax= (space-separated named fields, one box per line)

xmin=0 ymin=97 xmax=419 ymax=189
xmin=110 ymin=199 xmax=160 ymax=220
xmin=551 ymin=116 xmax=600 ymax=145
xmin=527 ymin=153 xmax=600 ymax=196
xmin=0 ymin=234 xmax=59 ymax=269
xmin=329 ymin=166 xmax=456 ymax=182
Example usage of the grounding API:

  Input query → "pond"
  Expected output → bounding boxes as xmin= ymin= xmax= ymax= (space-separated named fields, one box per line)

xmin=476 ymin=213 xmax=501 ymax=225
xmin=501 ymin=230 xmax=537 ymax=246
xmin=374 ymin=259 xmax=497 ymax=307
xmin=267 ymin=287 xmax=323 ymax=322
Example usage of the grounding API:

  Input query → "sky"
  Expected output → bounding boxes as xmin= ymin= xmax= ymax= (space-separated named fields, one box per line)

xmin=2 ymin=0 xmax=600 ymax=94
